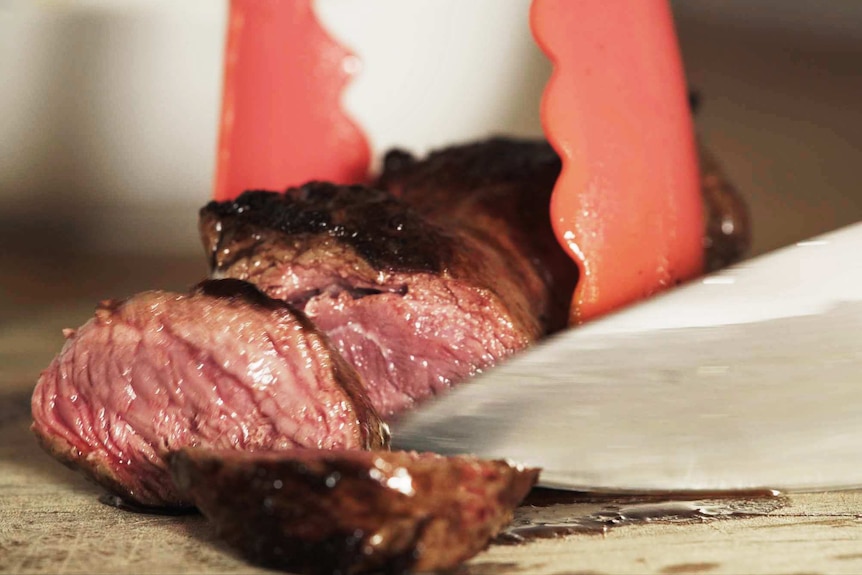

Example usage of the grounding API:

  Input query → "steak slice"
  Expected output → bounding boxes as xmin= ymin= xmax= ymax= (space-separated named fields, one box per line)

xmin=199 ymin=138 xmax=748 ymax=416
xmin=169 ymin=447 xmax=539 ymax=574
xmin=200 ymin=184 xmax=543 ymax=417
xmin=377 ymin=138 xmax=578 ymax=335
xmin=31 ymin=279 xmax=387 ymax=507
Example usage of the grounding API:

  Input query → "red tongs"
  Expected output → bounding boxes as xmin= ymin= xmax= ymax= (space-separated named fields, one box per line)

xmin=214 ymin=0 xmax=703 ymax=323
xmin=531 ymin=0 xmax=703 ymax=322
xmin=213 ymin=0 xmax=369 ymax=200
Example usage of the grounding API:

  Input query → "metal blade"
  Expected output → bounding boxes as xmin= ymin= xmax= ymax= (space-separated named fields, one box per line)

xmin=391 ymin=223 xmax=862 ymax=492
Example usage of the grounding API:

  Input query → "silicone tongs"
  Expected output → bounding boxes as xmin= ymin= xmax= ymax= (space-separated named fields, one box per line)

xmin=214 ymin=0 xmax=703 ymax=324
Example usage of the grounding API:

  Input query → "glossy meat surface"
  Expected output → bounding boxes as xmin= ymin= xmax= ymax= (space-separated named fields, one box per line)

xmin=31 ymin=279 xmax=386 ymax=507
xmin=378 ymin=138 xmax=577 ymax=334
xmin=169 ymin=447 xmax=539 ymax=574
xmin=200 ymin=182 xmax=542 ymax=416
xmin=199 ymin=138 xmax=748 ymax=416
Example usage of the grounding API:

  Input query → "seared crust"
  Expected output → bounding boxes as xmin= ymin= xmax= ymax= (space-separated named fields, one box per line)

xmin=199 ymin=181 xmax=546 ymax=416
xmin=379 ymin=137 xmax=750 ymax=325
xmin=200 ymin=184 xmax=456 ymax=274
xmin=378 ymin=138 xmax=577 ymax=334
xmin=169 ymin=448 xmax=539 ymax=574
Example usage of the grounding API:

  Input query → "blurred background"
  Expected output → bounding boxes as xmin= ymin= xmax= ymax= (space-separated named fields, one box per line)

xmin=2 ymin=0 xmax=862 ymax=323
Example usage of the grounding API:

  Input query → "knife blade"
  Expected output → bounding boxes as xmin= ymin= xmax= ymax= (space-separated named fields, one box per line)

xmin=391 ymin=222 xmax=862 ymax=493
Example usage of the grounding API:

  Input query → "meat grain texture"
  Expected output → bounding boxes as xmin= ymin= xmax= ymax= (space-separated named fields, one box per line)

xmin=29 ymin=135 xmax=750 ymax=572
xmin=201 ymin=137 xmax=749 ymax=418
xmin=200 ymin=139 xmax=576 ymax=417
xmin=169 ymin=447 xmax=539 ymax=575
xmin=31 ymin=280 xmax=387 ymax=507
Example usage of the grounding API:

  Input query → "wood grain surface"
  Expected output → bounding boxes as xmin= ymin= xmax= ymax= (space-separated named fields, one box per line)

xmin=3 ymin=257 xmax=862 ymax=574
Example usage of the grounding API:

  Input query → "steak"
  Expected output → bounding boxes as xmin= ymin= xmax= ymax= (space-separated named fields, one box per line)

xmin=379 ymin=137 xmax=749 ymax=277
xmin=31 ymin=279 xmax=387 ymax=507
xmin=199 ymin=140 xmax=571 ymax=416
xmin=200 ymin=182 xmax=547 ymax=417
xmin=200 ymin=138 xmax=748 ymax=417
xmin=377 ymin=138 xmax=578 ymax=334
xmin=168 ymin=447 xmax=539 ymax=574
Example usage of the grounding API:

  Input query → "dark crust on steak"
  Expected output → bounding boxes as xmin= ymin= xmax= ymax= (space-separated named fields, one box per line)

xmin=201 ymin=184 xmax=456 ymax=274
xmin=380 ymin=137 xmax=561 ymax=193
xmin=197 ymin=138 xmax=748 ymax=416
xmin=377 ymin=138 xmax=576 ymax=334
xmin=195 ymin=276 xmax=289 ymax=309
xmin=378 ymin=137 xmax=751 ymax=328
xmin=199 ymin=179 xmax=545 ymax=415
xmin=169 ymin=448 xmax=539 ymax=574
xmin=379 ymin=136 xmax=750 ymax=310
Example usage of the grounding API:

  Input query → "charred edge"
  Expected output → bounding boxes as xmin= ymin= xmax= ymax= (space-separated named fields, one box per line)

xmin=185 ymin=454 xmax=421 ymax=574
xmin=236 ymin=527 xmax=422 ymax=575
xmin=194 ymin=279 xmax=294 ymax=312
xmin=198 ymin=212 xmax=223 ymax=272
xmin=98 ymin=493 xmax=196 ymax=516
xmin=381 ymin=149 xmax=417 ymax=179
xmin=689 ymin=89 xmax=702 ymax=114
xmin=377 ymin=138 xmax=561 ymax=192
xmin=202 ymin=183 xmax=457 ymax=274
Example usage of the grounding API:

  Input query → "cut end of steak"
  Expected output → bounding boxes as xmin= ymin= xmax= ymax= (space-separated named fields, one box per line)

xmin=200 ymin=183 xmax=540 ymax=417
xmin=168 ymin=447 xmax=539 ymax=574
xmin=31 ymin=279 xmax=387 ymax=507
xmin=198 ymin=138 xmax=750 ymax=417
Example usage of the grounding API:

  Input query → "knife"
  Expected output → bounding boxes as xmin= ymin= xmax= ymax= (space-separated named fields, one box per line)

xmin=391 ymin=222 xmax=862 ymax=493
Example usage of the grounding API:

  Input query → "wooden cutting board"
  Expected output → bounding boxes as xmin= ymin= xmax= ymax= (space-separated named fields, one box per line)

xmin=4 ymin=256 xmax=862 ymax=574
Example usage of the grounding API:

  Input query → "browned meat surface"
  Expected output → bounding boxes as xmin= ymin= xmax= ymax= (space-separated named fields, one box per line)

xmin=200 ymin=183 xmax=543 ymax=417
xmin=377 ymin=138 xmax=750 ymax=326
xmin=699 ymin=144 xmax=751 ymax=271
xmin=169 ymin=447 xmax=539 ymax=574
xmin=377 ymin=138 xmax=577 ymax=334
xmin=31 ymin=279 xmax=387 ymax=507
xmin=200 ymin=138 xmax=747 ymax=418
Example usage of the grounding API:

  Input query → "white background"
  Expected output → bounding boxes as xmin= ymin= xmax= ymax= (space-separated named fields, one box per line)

xmin=1 ymin=0 xmax=861 ymax=255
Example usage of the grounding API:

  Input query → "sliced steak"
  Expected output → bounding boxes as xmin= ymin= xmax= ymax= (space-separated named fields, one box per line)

xmin=377 ymin=138 xmax=578 ymax=334
xmin=169 ymin=447 xmax=539 ymax=574
xmin=379 ymin=137 xmax=750 ymax=291
xmin=31 ymin=279 xmax=387 ymax=507
xmin=199 ymin=138 xmax=748 ymax=417
xmin=200 ymin=183 xmax=544 ymax=417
